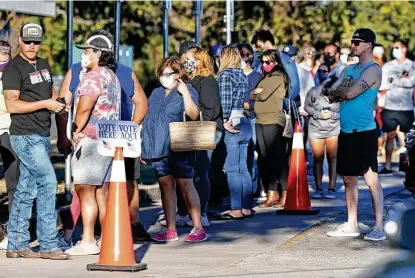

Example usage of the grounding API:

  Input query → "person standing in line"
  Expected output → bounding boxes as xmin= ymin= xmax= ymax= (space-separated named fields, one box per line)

xmin=324 ymin=28 xmax=386 ymax=241
xmin=175 ymin=46 xmax=223 ymax=227
xmin=56 ymin=30 xmax=150 ymax=251
xmin=0 ymin=41 xmax=19 ymax=250
xmin=239 ymin=43 xmax=262 ymax=199
xmin=3 ymin=23 xmax=69 ymax=259
xmin=216 ymin=45 xmax=253 ymax=219
xmin=324 ymin=44 xmax=346 ymax=79
xmin=304 ymin=64 xmax=340 ymax=199
xmin=251 ymin=50 xmax=289 ymax=208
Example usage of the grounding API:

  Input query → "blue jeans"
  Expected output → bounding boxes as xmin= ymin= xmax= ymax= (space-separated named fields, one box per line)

xmin=224 ymin=118 xmax=253 ymax=210
xmin=8 ymin=135 xmax=59 ymax=252
xmin=247 ymin=118 xmax=258 ymax=195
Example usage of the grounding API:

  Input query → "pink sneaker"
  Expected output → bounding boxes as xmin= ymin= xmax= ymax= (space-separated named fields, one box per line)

xmin=151 ymin=228 xmax=179 ymax=242
xmin=184 ymin=228 xmax=208 ymax=243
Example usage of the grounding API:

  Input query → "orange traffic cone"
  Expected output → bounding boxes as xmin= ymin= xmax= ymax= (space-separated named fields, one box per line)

xmin=277 ymin=121 xmax=319 ymax=215
xmin=87 ymin=147 xmax=147 ymax=272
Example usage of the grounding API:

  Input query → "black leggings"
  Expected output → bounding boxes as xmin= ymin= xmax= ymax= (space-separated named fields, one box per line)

xmin=0 ymin=132 xmax=19 ymax=213
xmin=256 ymin=124 xmax=288 ymax=192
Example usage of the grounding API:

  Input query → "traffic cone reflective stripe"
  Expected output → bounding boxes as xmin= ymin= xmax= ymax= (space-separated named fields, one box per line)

xmin=277 ymin=121 xmax=319 ymax=215
xmin=87 ymin=147 xmax=147 ymax=272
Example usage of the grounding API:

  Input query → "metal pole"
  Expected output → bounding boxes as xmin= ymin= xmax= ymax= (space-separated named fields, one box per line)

xmin=114 ymin=0 xmax=122 ymax=61
xmin=65 ymin=0 xmax=74 ymax=200
xmin=226 ymin=0 xmax=233 ymax=45
xmin=162 ymin=0 xmax=171 ymax=58
xmin=194 ymin=0 xmax=203 ymax=46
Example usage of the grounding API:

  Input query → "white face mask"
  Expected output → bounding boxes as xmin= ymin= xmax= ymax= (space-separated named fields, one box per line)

xmin=81 ymin=53 xmax=92 ymax=68
xmin=392 ymin=48 xmax=403 ymax=59
xmin=160 ymin=76 xmax=177 ymax=89
xmin=241 ymin=59 xmax=247 ymax=69
xmin=340 ymin=53 xmax=349 ymax=64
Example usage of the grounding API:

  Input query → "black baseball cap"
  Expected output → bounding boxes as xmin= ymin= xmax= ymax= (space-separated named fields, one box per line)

xmin=20 ymin=23 xmax=43 ymax=42
xmin=76 ymin=35 xmax=113 ymax=52
xmin=179 ymin=41 xmax=197 ymax=57
xmin=352 ymin=28 xmax=382 ymax=46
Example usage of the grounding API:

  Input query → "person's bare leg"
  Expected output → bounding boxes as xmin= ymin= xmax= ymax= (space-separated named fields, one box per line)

xmin=75 ymin=184 xmax=98 ymax=243
xmin=343 ymin=176 xmax=358 ymax=228
xmin=325 ymin=136 xmax=338 ymax=190
xmin=176 ymin=178 xmax=202 ymax=229
xmin=385 ymin=131 xmax=396 ymax=170
xmin=158 ymin=176 xmax=176 ymax=231
xmin=127 ymin=180 xmax=140 ymax=223
xmin=309 ymin=138 xmax=325 ymax=190
xmin=363 ymin=168 xmax=384 ymax=229
xmin=96 ymin=182 xmax=109 ymax=229
xmin=396 ymin=126 xmax=406 ymax=149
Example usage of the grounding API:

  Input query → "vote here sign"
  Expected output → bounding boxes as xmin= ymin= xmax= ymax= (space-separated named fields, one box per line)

xmin=96 ymin=120 xmax=141 ymax=158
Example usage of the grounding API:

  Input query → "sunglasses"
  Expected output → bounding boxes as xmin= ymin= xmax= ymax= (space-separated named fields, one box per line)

xmin=351 ymin=40 xmax=367 ymax=46
xmin=161 ymin=71 xmax=177 ymax=77
xmin=23 ymin=40 xmax=41 ymax=46
xmin=261 ymin=60 xmax=274 ymax=65
xmin=317 ymin=69 xmax=329 ymax=74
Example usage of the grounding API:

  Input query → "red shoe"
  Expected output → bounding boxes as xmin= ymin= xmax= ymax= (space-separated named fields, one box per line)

xmin=184 ymin=228 xmax=208 ymax=243
xmin=151 ymin=228 xmax=179 ymax=242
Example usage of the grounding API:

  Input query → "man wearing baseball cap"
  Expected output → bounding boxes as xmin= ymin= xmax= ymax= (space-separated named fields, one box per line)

xmin=323 ymin=28 xmax=386 ymax=241
xmin=2 ymin=23 xmax=70 ymax=259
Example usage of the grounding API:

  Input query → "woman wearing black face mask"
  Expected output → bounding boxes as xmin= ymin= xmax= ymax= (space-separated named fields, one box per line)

xmin=304 ymin=65 xmax=340 ymax=200
xmin=250 ymin=49 xmax=290 ymax=208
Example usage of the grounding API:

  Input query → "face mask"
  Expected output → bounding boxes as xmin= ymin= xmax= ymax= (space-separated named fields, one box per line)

xmin=317 ymin=72 xmax=328 ymax=83
xmin=241 ymin=59 xmax=247 ymax=69
xmin=392 ymin=48 xmax=402 ymax=59
xmin=0 ymin=61 xmax=9 ymax=72
xmin=324 ymin=54 xmax=336 ymax=66
xmin=160 ymin=76 xmax=177 ymax=89
xmin=81 ymin=53 xmax=92 ymax=68
xmin=340 ymin=53 xmax=349 ymax=64
xmin=262 ymin=63 xmax=275 ymax=73
xmin=183 ymin=59 xmax=196 ymax=73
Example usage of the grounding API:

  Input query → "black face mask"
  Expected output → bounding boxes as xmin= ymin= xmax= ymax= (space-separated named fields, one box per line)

xmin=324 ymin=54 xmax=336 ymax=66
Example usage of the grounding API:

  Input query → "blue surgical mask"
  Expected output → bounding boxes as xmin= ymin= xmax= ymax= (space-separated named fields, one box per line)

xmin=392 ymin=48 xmax=403 ymax=59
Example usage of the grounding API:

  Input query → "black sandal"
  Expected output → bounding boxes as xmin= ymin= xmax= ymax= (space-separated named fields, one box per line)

xmin=217 ymin=213 xmax=245 ymax=220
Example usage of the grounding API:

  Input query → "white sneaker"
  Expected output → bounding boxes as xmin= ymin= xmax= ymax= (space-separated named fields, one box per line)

xmin=0 ymin=236 xmax=8 ymax=250
xmin=65 ymin=240 xmax=100 ymax=256
xmin=396 ymin=147 xmax=407 ymax=154
xmin=363 ymin=227 xmax=387 ymax=241
xmin=186 ymin=215 xmax=210 ymax=227
xmin=159 ymin=214 xmax=191 ymax=227
xmin=327 ymin=222 xmax=361 ymax=237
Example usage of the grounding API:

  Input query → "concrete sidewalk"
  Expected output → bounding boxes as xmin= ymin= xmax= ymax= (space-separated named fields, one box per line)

xmin=0 ymin=171 xmax=407 ymax=278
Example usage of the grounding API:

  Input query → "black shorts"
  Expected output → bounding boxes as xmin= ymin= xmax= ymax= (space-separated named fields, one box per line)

xmin=125 ymin=157 xmax=140 ymax=181
xmin=381 ymin=109 xmax=414 ymax=133
xmin=337 ymin=129 xmax=378 ymax=176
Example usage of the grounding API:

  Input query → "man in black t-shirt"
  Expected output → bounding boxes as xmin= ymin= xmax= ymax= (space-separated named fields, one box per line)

xmin=2 ymin=23 xmax=69 ymax=260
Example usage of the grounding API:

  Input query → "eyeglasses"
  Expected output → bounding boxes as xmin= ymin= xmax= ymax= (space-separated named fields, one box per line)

xmin=261 ymin=60 xmax=274 ymax=65
xmin=23 ymin=41 xmax=41 ymax=46
xmin=317 ymin=69 xmax=329 ymax=74
xmin=351 ymin=40 xmax=367 ymax=46
xmin=161 ymin=71 xmax=177 ymax=77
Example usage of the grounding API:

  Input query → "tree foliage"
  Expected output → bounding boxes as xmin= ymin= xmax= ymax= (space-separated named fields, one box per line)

xmin=1 ymin=0 xmax=415 ymax=87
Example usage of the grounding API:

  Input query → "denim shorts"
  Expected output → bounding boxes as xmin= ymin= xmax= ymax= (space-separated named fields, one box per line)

xmin=150 ymin=151 xmax=196 ymax=179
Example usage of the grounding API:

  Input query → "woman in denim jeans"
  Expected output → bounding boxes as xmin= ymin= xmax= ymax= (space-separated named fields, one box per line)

xmin=216 ymin=46 xmax=253 ymax=220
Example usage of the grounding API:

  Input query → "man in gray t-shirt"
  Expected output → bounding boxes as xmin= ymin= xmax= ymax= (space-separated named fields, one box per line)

xmin=379 ymin=39 xmax=415 ymax=174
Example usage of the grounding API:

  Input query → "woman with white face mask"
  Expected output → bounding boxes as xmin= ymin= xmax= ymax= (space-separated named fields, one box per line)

xmin=141 ymin=57 xmax=207 ymax=243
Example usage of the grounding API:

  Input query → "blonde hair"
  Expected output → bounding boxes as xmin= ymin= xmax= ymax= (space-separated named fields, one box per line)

xmin=218 ymin=45 xmax=241 ymax=74
xmin=188 ymin=47 xmax=215 ymax=77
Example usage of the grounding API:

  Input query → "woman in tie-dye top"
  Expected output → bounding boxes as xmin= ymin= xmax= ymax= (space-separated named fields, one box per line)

xmin=67 ymin=34 xmax=121 ymax=256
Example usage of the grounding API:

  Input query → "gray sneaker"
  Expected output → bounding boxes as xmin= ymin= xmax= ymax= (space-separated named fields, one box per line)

xmin=325 ymin=189 xmax=336 ymax=199
xmin=311 ymin=189 xmax=324 ymax=199
xmin=363 ymin=227 xmax=387 ymax=241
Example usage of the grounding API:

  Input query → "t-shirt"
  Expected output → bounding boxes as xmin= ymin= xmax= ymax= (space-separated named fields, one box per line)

xmin=70 ymin=62 xmax=134 ymax=120
xmin=73 ymin=67 xmax=121 ymax=140
xmin=0 ymin=73 xmax=11 ymax=135
xmin=2 ymin=55 xmax=54 ymax=137
xmin=141 ymin=84 xmax=198 ymax=159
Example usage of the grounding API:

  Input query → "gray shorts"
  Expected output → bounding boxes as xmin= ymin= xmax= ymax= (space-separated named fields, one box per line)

xmin=72 ymin=138 xmax=112 ymax=185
